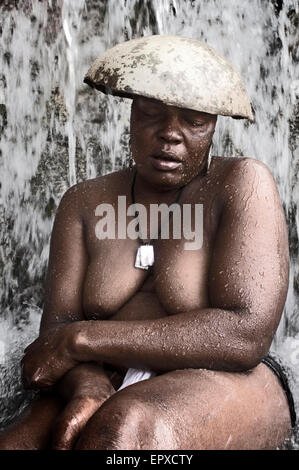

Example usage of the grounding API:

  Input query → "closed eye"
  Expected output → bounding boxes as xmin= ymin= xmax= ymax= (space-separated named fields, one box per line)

xmin=141 ymin=109 xmax=161 ymax=117
xmin=186 ymin=119 xmax=206 ymax=128
xmin=182 ymin=114 xmax=206 ymax=128
xmin=190 ymin=121 xmax=205 ymax=127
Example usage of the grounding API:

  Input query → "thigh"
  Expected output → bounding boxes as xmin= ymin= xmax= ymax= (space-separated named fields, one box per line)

xmin=77 ymin=363 xmax=292 ymax=450
xmin=0 ymin=394 xmax=64 ymax=450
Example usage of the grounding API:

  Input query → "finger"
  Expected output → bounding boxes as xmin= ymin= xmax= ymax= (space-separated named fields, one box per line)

xmin=21 ymin=362 xmax=34 ymax=389
xmin=21 ymin=366 xmax=66 ymax=390
xmin=52 ymin=398 xmax=100 ymax=450
xmin=21 ymin=365 xmax=53 ymax=391
xmin=22 ymin=374 xmax=44 ymax=390
xmin=22 ymin=374 xmax=31 ymax=390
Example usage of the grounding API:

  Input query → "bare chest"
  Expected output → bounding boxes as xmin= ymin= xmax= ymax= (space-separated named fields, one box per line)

xmin=82 ymin=191 xmax=219 ymax=320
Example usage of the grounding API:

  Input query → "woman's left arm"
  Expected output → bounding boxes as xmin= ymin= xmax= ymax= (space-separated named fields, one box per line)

xmin=23 ymin=158 xmax=289 ymax=386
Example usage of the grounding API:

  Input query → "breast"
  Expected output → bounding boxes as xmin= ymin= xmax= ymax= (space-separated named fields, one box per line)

xmin=83 ymin=237 xmax=210 ymax=320
xmin=82 ymin=181 xmax=218 ymax=320
xmin=82 ymin=238 xmax=149 ymax=319
xmin=152 ymin=238 xmax=210 ymax=314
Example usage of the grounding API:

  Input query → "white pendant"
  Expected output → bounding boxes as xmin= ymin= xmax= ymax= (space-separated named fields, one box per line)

xmin=135 ymin=244 xmax=154 ymax=270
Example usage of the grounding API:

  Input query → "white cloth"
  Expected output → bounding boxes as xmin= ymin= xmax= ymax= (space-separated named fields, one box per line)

xmin=117 ymin=367 xmax=156 ymax=391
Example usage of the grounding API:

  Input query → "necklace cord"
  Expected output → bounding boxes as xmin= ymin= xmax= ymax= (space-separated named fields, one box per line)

xmin=131 ymin=168 xmax=186 ymax=244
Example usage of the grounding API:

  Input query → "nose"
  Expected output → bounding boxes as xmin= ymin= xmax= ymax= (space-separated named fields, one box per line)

xmin=157 ymin=114 xmax=183 ymax=145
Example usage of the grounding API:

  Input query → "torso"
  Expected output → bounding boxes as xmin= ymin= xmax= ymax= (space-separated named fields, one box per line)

xmin=80 ymin=157 xmax=232 ymax=324
xmin=66 ymin=155 xmax=287 ymax=383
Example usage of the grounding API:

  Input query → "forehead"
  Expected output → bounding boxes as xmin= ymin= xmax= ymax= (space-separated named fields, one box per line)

xmin=133 ymin=95 xmax=215 ymax=120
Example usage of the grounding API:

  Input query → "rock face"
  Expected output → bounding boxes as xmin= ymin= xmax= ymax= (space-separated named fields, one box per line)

xmin=0 ymin=0 xmax=298 ymax=443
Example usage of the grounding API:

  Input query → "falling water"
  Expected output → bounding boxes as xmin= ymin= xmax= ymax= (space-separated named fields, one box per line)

xmin=0 ymin=0 xmax=298 ymax=446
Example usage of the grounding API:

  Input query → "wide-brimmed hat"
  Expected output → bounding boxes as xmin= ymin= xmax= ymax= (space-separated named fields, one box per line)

xmin=84 ymin=35 xmax=254 ymax=121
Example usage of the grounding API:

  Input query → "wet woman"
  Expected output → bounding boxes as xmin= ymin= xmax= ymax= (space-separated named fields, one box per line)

xmin=0 ymin=35 xmax=295 ymax=450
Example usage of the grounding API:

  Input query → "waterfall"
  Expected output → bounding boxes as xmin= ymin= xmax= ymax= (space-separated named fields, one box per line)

xmin=0 ymin=0 xmax=298 ymax=445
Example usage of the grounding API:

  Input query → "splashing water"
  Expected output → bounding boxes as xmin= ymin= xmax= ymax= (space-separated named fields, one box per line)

xmin=0 ymin=0 xmax=298 ymax=445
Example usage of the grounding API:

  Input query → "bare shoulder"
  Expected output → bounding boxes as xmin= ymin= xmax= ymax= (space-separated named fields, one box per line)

xmin=212 ymin=156 xmax=282 ymax=210
xmin=224 ymin=156 xmax=277 ymax=184
xmin=210 ymin=155 xmax=288 ymax=267
xmin=211 ymin=155 xmax=289 ymax=280
xmin=57 ymin=167 xmax=133 ymax=214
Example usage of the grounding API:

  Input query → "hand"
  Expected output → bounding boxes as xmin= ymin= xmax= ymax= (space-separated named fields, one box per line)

xmin=51 ymin=363 xmax=115 ymax=450
xmin=51 ymin=396 xmax=103 ymax=450
xmin=21 ymin=323 xmax=79 ymax=390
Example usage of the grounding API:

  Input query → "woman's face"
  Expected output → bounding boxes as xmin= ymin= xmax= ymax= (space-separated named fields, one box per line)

xmin=130 ymin=96 xmax=217 ymax=190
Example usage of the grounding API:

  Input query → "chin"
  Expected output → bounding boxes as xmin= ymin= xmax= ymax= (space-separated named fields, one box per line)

xmin=137 ymin=165 xmax=192 ymax=190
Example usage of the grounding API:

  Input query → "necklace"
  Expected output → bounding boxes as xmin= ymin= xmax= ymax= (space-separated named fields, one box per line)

xmin=131 ymin=169 xmax=185 ymax=270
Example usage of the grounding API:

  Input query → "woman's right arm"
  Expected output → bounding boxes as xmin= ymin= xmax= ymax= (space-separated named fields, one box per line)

xmin=40 ymin=184 xmax=88 ymax=333
xmin=34 ymin=184 xmax=115 ymax=449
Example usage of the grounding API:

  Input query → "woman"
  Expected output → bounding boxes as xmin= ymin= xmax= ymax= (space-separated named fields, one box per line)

xmin=0 ymin=35 xmax=296 ymax=450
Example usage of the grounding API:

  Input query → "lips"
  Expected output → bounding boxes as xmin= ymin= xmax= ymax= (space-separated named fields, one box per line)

xmin=153 ymin=151 xmax=182 ymax=162
xmin=150 ymin=151 xmax=183 ymax=171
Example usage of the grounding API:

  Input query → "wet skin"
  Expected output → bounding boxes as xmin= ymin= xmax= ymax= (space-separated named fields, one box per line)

xmin=0 ymin=97 xmax=292 ymax=449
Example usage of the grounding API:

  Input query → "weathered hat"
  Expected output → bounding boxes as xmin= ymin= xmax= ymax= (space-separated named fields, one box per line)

xmin=84 ymin=35 xmax=254 ymax=121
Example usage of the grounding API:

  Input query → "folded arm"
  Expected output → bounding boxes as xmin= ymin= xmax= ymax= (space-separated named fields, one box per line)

xmin=71 ymin=158 xmax=289 ymax=372
xmin=23 ymin=183 xmax=114 ymax=395
xmin=23 ymin=159 xmax=289 ymax=386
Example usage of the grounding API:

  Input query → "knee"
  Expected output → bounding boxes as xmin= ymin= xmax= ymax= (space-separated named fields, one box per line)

xmin=75 ymin=393 xmax=175 ymax=450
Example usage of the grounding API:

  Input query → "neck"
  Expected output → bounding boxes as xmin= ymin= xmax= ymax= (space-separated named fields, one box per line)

xmin=132 ymin=171 xmax=184 ymax=206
